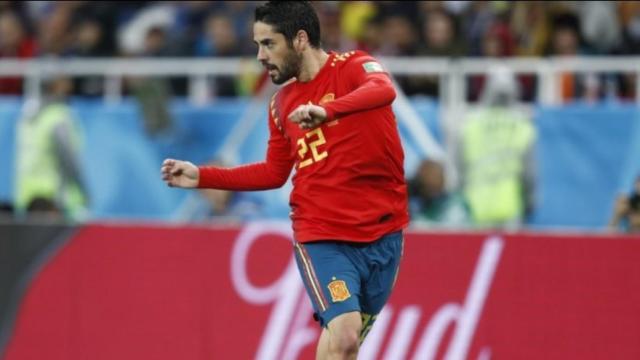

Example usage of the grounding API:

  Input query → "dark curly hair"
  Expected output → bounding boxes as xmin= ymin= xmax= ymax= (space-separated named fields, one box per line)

xmin=254 ymin=1 xmax=321 ymax=48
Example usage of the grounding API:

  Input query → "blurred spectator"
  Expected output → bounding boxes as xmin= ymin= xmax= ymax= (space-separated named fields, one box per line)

xmin=68 ymin=18 xmax=108 ymax=97
xmin=480 ymin=21 xmax=516 ymax=58
xmin=468 ymin=17 xmax=537 ymax=102
xmin=14 ymin=76 xmax=89 ymax=221
xmin=404 ymin=9 xmax=465 ymax=97
xmin=378 ymin=1 xmax=420 ymax=24
xmin=442 ymin=1 xmax=471 ymax=16
xmin=460 ymin=0 xmax=497 ymax=56
xmin=0 ymin=200 xmax=14 ymax=220
xmin=70 ymin=2 xmax=118 ymax=53
xmin=143 ymin=26 xmax=170 ymax=56
xmin=549 ymin=24 xmax=582 ymax=56
xmin=378 ymin=15 xmax=419 ymax=56
xmin=357 ymin=14 xmax=384 ymax=54
xmin=0 ymin=11 xmax=36 ymax=94
xmin=409 ymin=159 xmax=469 ymax=228
xmin=69 ymin=18 xmax=108 ymax=57
xmin=127 ymin=26 xmax=174 ymax=137
xmin=0 ymin=0 xmax=638 ymax=104
xmin=547 ymin=18 xmax=622 ymax=104
xmin=197 ymin=13 xmax=242 ymax=57
xmin=459 ymin=65 xmax=536 ymax=229
xmin=578 ymin=1 xmax=621 ymax=54
xmin=609 ymin=176 xmax=640 ymax=234
xmin=377 ymin=14 xmax=421 ymax=98
xmin=316 ymin=3 xmax=353 ymax=52
xmin=37 ymin=3 xmax=74 ymax=57
xmin=419 ymin=9 xmax=465 ymax=57
xmin=548 ymin=24 xmax=595 ymax=103
xmin=118 ymin=3 xmax=175 ymax=56
xmin=26 ymin=196 xmax=65 ymax=222
xmin=0 ymin=1 xmax=639 ymax=62
xmin=172 ymin=1 xmax=215 ymax=54
xmin=210 ymin=1 xmax=257 ymax=53
xmin=195 ymin=13 xmax=244 ymax=97
xmin=511 ymin=1 xmax=551 ymax=57
xmin=618 ymin=0 xmax=640 ymax=54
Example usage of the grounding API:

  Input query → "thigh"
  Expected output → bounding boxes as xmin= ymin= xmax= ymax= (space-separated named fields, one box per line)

xmin=293 ymin=241 xmax=362 ymax=328
xmin=359 ymin=231 xmax=404 ymax=338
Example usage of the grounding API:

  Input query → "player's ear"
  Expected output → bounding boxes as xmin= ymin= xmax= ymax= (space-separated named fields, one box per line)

xmin=294 ymin=30 xmax=308 ymax=51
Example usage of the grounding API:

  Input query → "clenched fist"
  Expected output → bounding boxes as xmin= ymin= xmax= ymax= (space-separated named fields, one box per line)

xmin=161 ymin=158 xmax=199 ymax=188
xmin=288 ymin=103 xmax=327 ymax=130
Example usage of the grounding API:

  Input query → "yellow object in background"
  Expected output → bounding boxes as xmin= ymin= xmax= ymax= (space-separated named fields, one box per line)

xmin=340 ymin=1 xmax=377 ymax=41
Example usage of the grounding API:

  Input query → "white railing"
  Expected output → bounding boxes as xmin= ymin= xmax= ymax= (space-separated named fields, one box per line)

xmin=1 ymin=56 xmax=640 ymax=105
xmin=0 ymin=58 xmax=262 ymax=104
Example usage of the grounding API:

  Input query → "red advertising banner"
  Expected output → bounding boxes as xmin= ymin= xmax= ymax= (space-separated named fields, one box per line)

xmin=3 ymin=223 xmax=640 ymax=360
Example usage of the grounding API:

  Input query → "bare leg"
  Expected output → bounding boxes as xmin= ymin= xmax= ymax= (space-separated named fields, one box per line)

xmin=316 ymin=311 xmax=362 ymax=360
xmin=316 ymin=327 xmax=330 ymax=360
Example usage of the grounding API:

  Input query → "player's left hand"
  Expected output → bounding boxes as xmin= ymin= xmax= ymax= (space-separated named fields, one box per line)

xmin=288 ymin=104 xmax=327 ymax=130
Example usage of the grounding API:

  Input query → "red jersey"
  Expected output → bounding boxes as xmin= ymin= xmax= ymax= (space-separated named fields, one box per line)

xmin=199 ymin=50 xmax=409 ymax=242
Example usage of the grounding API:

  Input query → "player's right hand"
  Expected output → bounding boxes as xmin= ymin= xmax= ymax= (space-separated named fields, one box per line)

xmin=288 ymin=104 xmax=327 ymax=130
xmin=161 ymin=158 xmax=199 ymax=188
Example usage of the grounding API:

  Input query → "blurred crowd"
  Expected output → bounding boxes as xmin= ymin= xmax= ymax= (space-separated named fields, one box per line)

xmin=1 ymin=1 xmax=640 ymax=100
xmin=409 ymin=65 xmax=538 ymax=231
xmin=2 ymin=0 xmax=640 ymax=234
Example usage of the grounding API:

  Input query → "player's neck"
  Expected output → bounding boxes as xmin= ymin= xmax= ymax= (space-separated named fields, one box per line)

xmin=297 ymin=48 xmax=329 ymax=83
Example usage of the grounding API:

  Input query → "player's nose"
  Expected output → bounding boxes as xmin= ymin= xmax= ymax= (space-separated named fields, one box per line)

xmin=256 ymin=47 xmax=267 ymax=62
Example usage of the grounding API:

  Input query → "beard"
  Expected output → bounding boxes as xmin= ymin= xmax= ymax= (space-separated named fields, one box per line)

xmin=269 ymin=48 xmax=302 ymax=85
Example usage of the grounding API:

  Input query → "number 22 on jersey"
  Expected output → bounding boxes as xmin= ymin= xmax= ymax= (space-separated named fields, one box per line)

xmin=297 ymin=128 xmax=328 ymax=169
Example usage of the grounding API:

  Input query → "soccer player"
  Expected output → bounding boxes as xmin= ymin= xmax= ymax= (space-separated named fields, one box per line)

xmin=161 ymin=2 xmax=408 ymax=358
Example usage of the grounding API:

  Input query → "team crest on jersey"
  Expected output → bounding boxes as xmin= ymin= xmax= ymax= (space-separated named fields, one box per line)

xmin=319 ymin=93 xmax=334 ymax=105
xmin=328 ymin=279 xmax=351 ymax=302
xmin=362 ymin=61 xmax=384 ymax=73
xmin=319 ymin=93 xmax=340 ymax=126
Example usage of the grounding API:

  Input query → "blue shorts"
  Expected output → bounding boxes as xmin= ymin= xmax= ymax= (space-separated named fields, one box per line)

xmin=293 ymin=230 xmax=404 ymax=339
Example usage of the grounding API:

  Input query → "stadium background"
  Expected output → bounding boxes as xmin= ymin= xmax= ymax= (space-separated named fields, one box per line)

xmin=1 ymin=1 xmax=640 ymax=359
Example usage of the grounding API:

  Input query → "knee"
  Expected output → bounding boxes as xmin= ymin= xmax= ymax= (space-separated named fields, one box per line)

xmin=328 ymin=328 xmax=360 ymax=356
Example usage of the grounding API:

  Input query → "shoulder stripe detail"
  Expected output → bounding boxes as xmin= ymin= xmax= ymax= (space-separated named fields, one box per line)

xmin=270 ymin=91 xmax=283 ymax=131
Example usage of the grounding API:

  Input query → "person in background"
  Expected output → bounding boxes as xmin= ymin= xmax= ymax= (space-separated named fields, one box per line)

xmin=0 ymin=200 xmax=14 ymax=221
xmin=26 ymin=196 xmax=65 ymax=222
xmin=196 ymin=13 xmax=245 ymax=97
xmin=511 ymin=1 xmax=551 ymax=57
xmin=68 ymin=17 xmax=109 ymax=97
xmin=14 ymin=76 xmax=89 ymax=222
xmin=609 ymin=176 xmax=640 ymax=234
xmin=547 ymin=22 xmax=600 ymax=103
xmin=0 ymin=11 xmax=36 ymax=94
xmin=128 ymin=26 xmax=174 ymax=137
xmin=459 ymin=65 xmax=536 ymax=229
xmin=407 ymin=9 xmax=465 ymax=97
xmin=409 ymin=158 xmax=469 ymax=228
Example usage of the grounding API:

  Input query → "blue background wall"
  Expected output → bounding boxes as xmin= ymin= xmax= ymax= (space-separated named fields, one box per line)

xmin=1 ymin=98 xmax=638 ymax=229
